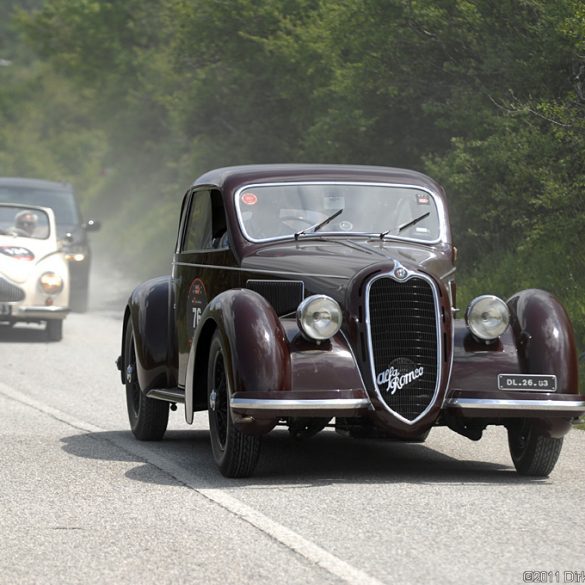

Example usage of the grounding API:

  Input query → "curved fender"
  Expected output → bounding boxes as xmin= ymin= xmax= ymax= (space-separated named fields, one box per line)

xmin=124 ymin=275 xmax=177 ymax=392
xmin=185 ymin=289 xmax=290 ymax=423
xmin=508 ymin=289 xmax=578 ymax=394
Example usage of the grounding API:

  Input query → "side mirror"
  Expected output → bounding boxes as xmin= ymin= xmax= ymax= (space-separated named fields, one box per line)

xmin=64 ymin=232 xmax=74 ymax=243
xmin=84 ymin=219 xmax=101 ymax=232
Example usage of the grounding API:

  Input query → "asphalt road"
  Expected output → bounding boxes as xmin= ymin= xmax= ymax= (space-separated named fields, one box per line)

xmin=1 ymin=296 xmax=584 ymax=585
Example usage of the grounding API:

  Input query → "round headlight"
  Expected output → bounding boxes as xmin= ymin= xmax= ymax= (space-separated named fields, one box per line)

xmin=297 ymin=295 xmax=342 ymax=341
xmin=465 ymin=295 xmax=510 ymax=341
xmin=39 ymin=272 xmax=64 ymax=295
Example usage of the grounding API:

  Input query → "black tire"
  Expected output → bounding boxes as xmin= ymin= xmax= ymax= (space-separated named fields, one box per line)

xmin=124 ymin=320 xmax=169 ymax=440
xmin=508 ymin=420 xmax=563 ymax=477
xmin=207 ymin=331 xmax=261 ymax=478
xmin=46 ymin=319 xmax=63 ymax=342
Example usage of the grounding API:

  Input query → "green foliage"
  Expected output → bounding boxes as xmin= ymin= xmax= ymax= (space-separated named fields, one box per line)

xmin=0 ymin=0 xmax=584 ymax=355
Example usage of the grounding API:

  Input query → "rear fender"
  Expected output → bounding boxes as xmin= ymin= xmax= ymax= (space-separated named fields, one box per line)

xmin=122 ymin=276 xmax=177 ymax=392
xmin=185 ymin=289 xmax=290 ymax=424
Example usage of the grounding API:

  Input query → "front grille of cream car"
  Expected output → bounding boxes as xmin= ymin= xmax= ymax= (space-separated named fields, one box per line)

xmin=0 ymin=276 xmax=25 ymax=302
xmin=367 ymin=276 xmax=439 ymax=422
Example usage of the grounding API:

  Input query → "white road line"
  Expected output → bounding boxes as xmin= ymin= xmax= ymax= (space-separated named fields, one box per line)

xmin=0 ymin=383 xmax=386 ymax=585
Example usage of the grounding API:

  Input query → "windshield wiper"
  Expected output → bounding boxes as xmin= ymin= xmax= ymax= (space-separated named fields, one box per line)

xmin=379 ymin=212 xmax=430 ymax=239
xmin=294 ymin=209 xmax=343 ymax=240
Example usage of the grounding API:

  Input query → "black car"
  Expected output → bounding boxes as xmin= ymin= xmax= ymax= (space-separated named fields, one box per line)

xmin=0 ymin=178 xmax=100 ymax=311
xmin=117 ymin=164 xmax=584 ymax=478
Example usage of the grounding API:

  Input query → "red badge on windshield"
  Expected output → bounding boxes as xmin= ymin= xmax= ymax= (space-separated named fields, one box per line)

xmin=241 ymin=193 xmax=258 ymax=205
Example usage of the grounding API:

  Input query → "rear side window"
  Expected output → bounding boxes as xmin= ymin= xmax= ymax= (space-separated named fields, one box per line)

xmin=183 ymin=190 xmax=213 ymax=251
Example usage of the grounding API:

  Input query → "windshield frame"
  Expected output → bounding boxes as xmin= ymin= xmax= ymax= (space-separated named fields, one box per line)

xmin=234 ymin=181 xmax=447 ymax=245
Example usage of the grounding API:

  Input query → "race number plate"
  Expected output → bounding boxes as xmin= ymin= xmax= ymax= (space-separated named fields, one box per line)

xmin=498 ymin=374 xmax=557 ymax=392
xmin=0 ymin=304 xmax=12 ymax=316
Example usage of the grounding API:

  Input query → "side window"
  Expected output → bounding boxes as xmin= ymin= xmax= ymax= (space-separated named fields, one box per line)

xmin=183 ymin=190 xmax=213 ymax=251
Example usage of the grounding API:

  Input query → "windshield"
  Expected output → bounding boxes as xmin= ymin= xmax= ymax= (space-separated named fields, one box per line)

xmin=0 ymin=206 xmax=51 ymax=240
xmin=235 ymin=182 xmax=441 ymax=243
xmin=0 ymin=187 xmax=79 ymax=225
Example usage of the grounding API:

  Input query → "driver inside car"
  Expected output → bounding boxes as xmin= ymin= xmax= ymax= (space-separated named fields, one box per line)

xmin=14 ymin=210 xmax=39 ymax=236
xmin=12 ymin=210 xmax=49 ymax=238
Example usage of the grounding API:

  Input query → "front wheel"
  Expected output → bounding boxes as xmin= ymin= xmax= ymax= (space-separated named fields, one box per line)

xmin=508 ymin=420 xmax=563 ymax=477
xmin=207 ymin=331 xmax=261 ymax=478
xmin=124 ymin=320 xmax=169 ymax=440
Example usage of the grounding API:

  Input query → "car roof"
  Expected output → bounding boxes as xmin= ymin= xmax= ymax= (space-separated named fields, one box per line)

xmin=193 ymin=164 xmax=445 ymax=198
xmin=0 ymin=177 xmax=73 ymax=192
xmin=0 ymin=201 xmax=57 ymax=222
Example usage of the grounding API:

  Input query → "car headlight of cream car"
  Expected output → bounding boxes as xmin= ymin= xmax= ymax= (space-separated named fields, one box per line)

xmin=39 ymin=272 xmax=64 ymax=294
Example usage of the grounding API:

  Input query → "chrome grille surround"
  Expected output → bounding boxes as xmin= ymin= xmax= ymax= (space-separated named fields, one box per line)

xmin=365 ymin=262 xmax=442 ymax=424
xmin=0 ymin=276 xmax=25 ymax=302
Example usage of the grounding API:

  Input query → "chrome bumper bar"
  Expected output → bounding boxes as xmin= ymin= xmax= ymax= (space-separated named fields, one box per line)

xmin=446 ymin=398 xmax=585 ymax=413
xmin=231 ymin=397 xmax=371 ymax=412
xmin=10 ymin=306 xmax=70 ymax=319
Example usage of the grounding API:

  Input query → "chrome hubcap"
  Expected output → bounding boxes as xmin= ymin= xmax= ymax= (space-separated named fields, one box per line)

xmin=126 ymin=364 xmax=134 ymax=384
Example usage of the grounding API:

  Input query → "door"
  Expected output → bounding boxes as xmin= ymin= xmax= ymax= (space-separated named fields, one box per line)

xmin=173 ymin=188 xmax=239 ymax=386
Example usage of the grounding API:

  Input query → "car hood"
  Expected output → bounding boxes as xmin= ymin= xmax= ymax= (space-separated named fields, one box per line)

xmin=0 ymin=237 xmax=61 ymax=284
xmin=241 ymin=238 xmax=454 ymax=290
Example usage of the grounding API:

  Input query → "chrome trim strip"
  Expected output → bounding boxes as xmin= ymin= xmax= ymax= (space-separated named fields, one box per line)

xmin=234 ymin=181 xmax=448 ymax=245
xmin=440 ymin=267 xmax=457 ymax=280
xmin=19 ymin=306 xmax=69 ymax=315
xmin=446 ymin=398 xmax=585 ymax=413
xmin=441 ymin=295 xmax=456 ymax=409
xmin=173 ymin=262 xmax=348 ymax=280
xmin=364 ymin=263 xmax=443 ymax=425
xmin=146 ymin=388 xmax=185 ymax=404
xmin=230 ymin=397 xmax=371 ymax=411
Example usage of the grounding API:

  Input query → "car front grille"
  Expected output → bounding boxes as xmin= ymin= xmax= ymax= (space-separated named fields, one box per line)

xmin=0 ymin=276 xmax=25 ymax=302
xmin=367 ymin=275 xmax=439 ymax=421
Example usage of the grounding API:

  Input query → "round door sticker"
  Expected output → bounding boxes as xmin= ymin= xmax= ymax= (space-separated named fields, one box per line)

xmin=187 ymin=278 xmax=208 ymax=343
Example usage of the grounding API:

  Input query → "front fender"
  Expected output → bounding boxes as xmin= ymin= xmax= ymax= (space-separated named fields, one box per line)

xmin=508 ymin=288 xmax=578 ymax=394
xmin=449 ymin=289 xmax=579 ymax=394
xmin=122 ymin=275 xmax=177 ymax=392
xmin=445 ymin=289 xmax=583 ymax=429
xmin=185 ymin=289 xmax=290 ymax=423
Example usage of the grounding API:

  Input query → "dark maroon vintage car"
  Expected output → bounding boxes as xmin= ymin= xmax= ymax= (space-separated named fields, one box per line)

xmin=117 ymin=165 xmax=584 ymax=477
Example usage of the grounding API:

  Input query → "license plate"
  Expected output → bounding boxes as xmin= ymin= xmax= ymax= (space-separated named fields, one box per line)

xmin=0 ymin=304 xmax=12 ymax=316
xmin=498 ymin=374 xmax=557 ymax=392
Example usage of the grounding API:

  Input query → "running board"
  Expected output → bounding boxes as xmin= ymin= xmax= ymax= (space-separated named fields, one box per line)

xmin=146 ymin=388 xmax=185 ymax=404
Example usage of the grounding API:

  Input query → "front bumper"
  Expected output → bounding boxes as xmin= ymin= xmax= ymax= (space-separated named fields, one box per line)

xmin=230 ymin=389 xmax=372 ymax=417
xmin=444 ymin=391 xmax=585 ymax=418
xmin=11 ymin=306 xmax=69 ymax=320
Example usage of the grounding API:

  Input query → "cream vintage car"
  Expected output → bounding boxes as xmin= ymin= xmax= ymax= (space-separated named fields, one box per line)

xmin=0 ymin=203 xmax=69 ymax=341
